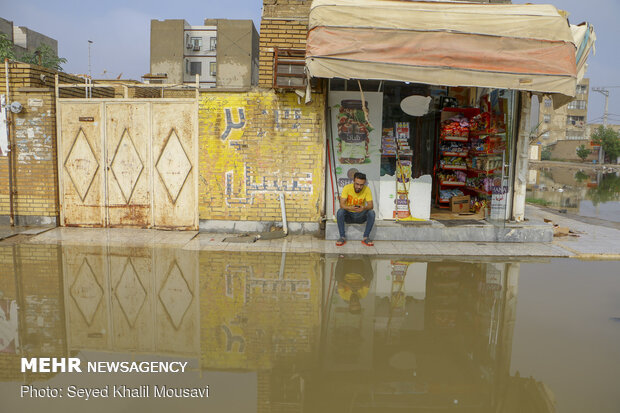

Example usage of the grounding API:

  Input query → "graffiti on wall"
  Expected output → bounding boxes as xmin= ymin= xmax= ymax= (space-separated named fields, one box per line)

xmin=220 ymin=108 xmax=246 ymax=141
xmin=200 ymin=92 xmax=323 ymax=220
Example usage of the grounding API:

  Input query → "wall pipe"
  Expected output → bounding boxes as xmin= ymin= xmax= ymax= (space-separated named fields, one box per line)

xmin=4 ymin=59 xmax=14 ymax=226
xmin=279 ymin=193 xmax=288 ymax=235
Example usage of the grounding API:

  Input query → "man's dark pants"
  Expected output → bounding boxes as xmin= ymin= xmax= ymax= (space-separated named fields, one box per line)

xmin=336 ymin=209 xmax=375 ymax=239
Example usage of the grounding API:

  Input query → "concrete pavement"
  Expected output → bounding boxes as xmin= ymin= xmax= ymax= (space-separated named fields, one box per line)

xmin=2 ymin=205 xmax=616 ymax=259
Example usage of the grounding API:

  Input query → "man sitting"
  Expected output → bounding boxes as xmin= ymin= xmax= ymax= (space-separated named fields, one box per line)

xmin=336 ymin=172 xmax=375 ymax=246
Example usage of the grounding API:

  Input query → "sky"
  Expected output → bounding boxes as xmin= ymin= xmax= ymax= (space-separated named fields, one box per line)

xmin=1 ymin=0 xmax=618 ymax=124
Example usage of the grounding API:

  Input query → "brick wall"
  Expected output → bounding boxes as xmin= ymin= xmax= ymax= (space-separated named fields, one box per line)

xmin=0 ymin=62 xmax=113 ymax=224
xmin=259 ymin=0 xmax=311 ymax=88
xmin=199 ymin=90 xmax=325 ymax=223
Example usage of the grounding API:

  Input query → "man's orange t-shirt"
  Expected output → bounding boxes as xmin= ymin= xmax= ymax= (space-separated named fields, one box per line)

xmin=341 ymin=183 xmax=372 ymax=207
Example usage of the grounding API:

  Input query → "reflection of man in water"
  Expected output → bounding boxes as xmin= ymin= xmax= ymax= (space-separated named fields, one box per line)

xmin=335 ymin=255 xmax=373 ymax=314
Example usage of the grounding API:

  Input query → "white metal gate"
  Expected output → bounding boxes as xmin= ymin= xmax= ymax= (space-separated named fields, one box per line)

xmin=57 ymin=99 xmax=198 ymax=229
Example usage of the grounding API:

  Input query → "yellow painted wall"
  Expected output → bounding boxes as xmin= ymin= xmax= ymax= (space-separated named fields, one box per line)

xmin=199 ymin=91 xmax=325 ymax=222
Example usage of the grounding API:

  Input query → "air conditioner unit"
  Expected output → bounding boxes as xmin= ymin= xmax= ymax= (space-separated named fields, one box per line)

xmin=210 ymin=71 xmax=216 ymax=76
xmin=193 ymin=44 xmax=200 ymax=51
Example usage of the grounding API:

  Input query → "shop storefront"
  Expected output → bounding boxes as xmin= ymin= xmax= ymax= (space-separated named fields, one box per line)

xmin=307 ymin=0 xmax=595 ymax=228
xmin=325 ymin=81 xmax=519 ymax=224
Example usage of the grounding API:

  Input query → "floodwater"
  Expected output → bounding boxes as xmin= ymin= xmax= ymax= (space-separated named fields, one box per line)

xmin=0 ymin=244 xmax=619 ymax=413
xmin=527 ymin=165 xmax=620 ymax=223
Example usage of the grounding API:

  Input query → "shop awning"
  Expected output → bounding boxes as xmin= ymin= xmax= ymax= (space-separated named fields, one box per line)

xmin=306 ymin=0 xmax=594 ymax=102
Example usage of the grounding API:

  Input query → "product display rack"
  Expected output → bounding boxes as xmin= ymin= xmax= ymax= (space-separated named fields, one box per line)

xmin=435 ymin=108 xmax=479 ymax=208
xmin=465 ymin=130 xmax=505 ymax=199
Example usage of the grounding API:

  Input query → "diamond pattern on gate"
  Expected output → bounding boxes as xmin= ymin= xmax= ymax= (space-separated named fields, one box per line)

xmin=114 ymin=258 xmax=147 ymax=327
xmin=159 ymin=261 xmax=193 ymax=329
xmin=64 ymin=128 xmax=99 ymax=202
xmin=110 ymin=129 xmax=144 ymax=204
xmin=155 ymin=129 xmax=192 ymax=204
xmin=70 ymin=258 xmax=103 ymax=326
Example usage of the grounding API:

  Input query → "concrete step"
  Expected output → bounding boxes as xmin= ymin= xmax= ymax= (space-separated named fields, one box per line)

xmin=326 ymin=220 xmax=553 ymax=242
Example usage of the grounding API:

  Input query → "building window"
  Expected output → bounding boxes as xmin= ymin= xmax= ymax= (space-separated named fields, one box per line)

xmin=544 ymin=114 xmax=551 ymax=123
xmin=544 ymin=98 xmax=552 ymax=107
xmin=567 ymin=100 xmax=586 ymax=110
xmin=273 ymin=48 xmax=306 ymax=89
xmin=190 ymin=37 xmax=202 ymax=51
xmin=566 ymin=131 xmax=584 ymax=140
xmin=576 ymin=84 xmax=588 ymax=94
xmin=210 ymin=37 xmax=217 ymax=51
xmin=185 ymin=59 xmax=189 ymax=74
xmin=210 ymin=62 xmax=217 ymax=77
xmin=189 ymin=61 xmax=202 ymax=76
xmin=566 ymin=115 xmax=585 ymax=126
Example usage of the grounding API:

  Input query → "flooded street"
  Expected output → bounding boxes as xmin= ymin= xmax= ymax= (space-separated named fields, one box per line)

xmin=527 ymin=165 xmax=620 ymax=224
xmin=0 ymin=244 xmax=618 ymax=412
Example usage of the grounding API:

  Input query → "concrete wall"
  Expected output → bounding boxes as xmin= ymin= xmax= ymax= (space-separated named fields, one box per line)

xmin=198 ymin=90 xmax=325 ymax=228
xmin=0 ymin=17 xmax=13 ymax=41
xmin=0 ymin=62 xmax=113 ymax=225
xmin=549 ymin=139 xmax=598 ymax=162
xmin=215 ymin=20 xmax=259 ymax=88
xmin=150 ymin=19 xmax=185 ymax=84
xmin=13 ymin=26 xmax=58 ymax=55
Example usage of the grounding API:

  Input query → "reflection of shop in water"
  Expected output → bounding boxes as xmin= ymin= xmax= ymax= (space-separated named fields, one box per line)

xmin=313 ymin=257 xmax=554 ymax=412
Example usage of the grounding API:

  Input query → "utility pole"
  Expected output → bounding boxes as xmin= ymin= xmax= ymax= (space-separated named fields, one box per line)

xmin=592 ymin=87 xmax=609 ymax=163
xmin=88 ymin=40 xmax=93 ymax=79
xmin=592 ymin=87 xmax=609 ymax=126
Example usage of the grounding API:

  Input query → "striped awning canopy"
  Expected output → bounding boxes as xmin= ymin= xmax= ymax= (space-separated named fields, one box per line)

xmin=306 ymin=0 xmax=594 ymax=102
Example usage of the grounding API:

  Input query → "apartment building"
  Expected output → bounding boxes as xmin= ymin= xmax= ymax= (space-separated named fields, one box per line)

xmin=538 ymin=78 xmax=590 ymax=144
xmin=149 ymin=19 xmax=259 ymax=88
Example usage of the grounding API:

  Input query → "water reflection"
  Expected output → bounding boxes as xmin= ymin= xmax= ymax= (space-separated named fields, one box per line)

xmin=1 ymin=244 xmax=554 ymax=412
xmin=527 ymin=166 xmax=620 ymax=222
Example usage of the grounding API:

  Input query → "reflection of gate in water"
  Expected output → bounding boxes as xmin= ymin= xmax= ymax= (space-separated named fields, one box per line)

xmin=62 ymin=245 xmax=199 ymax=355
xmin=57 ymin=100 xmax=198 ymax=229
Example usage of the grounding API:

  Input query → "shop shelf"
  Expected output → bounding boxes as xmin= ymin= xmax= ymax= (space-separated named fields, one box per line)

xmin=470 ymin=130 xmax=506 ymax=136
xmin=466 ymin=186 xmax=491 ymax=195
xmin=470 ymin=150 xmax=504 ymax=156
xmin=441 ymin=151 xmax=468 ymax=157
xmin=467 ymin=167 xmax=499 ymax=175
xmin=441 ymin=164 xmax=467 ymax=171
xmin=442 ymin=135 xmax=469 ymax=142
xmin=440 ymin=181 xmax=465 ymax=186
